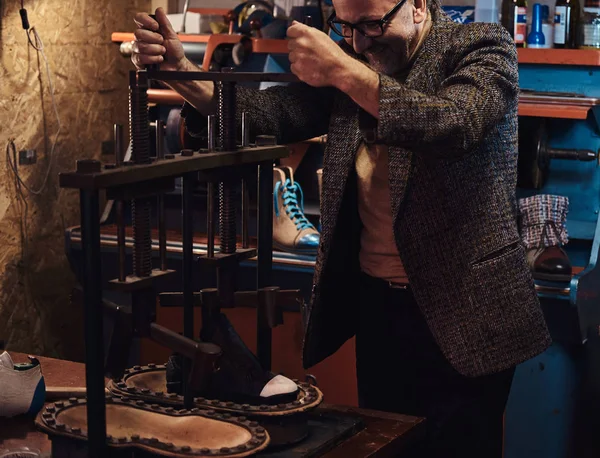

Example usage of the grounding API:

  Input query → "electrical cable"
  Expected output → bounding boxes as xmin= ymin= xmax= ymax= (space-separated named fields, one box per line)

xmin=6 ymin=138 xmax=30 ymax=257
xmin=7 ymin=2 xmax=62 ymax=195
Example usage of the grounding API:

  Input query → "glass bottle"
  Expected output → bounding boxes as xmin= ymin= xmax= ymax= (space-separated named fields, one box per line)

xmin=580 ymin=0 xmax=600 ymax=48
xmin=554 ymin=0 xmax=582 ymax=47
xmin=502 ymin=0 xmax=529 ymax=46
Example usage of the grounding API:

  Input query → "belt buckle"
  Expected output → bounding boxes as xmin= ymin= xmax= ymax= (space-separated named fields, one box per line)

xmin=388 ymin=281 xmax=408 ymax=290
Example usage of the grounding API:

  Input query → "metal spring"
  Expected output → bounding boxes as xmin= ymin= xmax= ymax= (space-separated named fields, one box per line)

xmin=132 ymin=199 xmax=153 ymax=277
xmin=219 ymin=183 xmax=237 ymax=254
xmin=129 ymin=75 xmax=151 ymax=165
xmin=217 ymin=81 xmax=236 ymax=151
xmin=216 ymin=77 xmax=238 ymax=254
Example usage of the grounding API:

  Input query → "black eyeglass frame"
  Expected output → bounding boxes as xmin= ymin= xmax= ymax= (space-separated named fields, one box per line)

xmin=326 ymin=0 xmax=409 ymax=38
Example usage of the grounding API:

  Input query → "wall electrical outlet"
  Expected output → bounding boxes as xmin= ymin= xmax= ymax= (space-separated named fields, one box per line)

xmin=19 ymin=149 xmax=37 ymax=165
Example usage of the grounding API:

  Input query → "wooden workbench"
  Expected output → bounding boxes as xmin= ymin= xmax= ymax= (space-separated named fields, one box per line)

xmin=0 ymin=353 xmax=425 ymax=457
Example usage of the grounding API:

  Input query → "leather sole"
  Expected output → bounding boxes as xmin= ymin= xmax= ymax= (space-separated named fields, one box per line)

xmin=273 ymin=241 xmax=318 ymax=255
xmin=532 ymin=271 xmax=572 ymax=283
xmin=36 ymin=396 xmax=270 ymax=457
xmin=107 ymin=364 xmax=323 ymax=447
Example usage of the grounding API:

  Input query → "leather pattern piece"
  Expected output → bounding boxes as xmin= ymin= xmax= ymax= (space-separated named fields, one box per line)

xmin=107 ymin=364 xmax=323 ymax=417
xmin=36 ymin=396 xmax=270 ymax=457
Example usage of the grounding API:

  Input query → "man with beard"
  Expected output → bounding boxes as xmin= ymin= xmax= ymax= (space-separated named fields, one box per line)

xmin=131 ymin=2 xmax=551 ymax=456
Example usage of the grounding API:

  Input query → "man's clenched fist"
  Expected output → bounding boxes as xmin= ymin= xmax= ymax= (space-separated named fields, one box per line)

xmin=132 ymin=7 xmax=186 ymax=71
xmin=287 ymin=21 xmax=354 ymax=88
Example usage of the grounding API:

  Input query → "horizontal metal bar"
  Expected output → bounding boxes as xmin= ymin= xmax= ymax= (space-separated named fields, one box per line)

xmin=234 ymin=289 xmax=304 ymax=308
xmin=520 ymin=93 xmax=600 ymax=106
xmin=159 ymin=292 xmax=202 ymax=307
xmin=146 ymin=70 xmax=300 ymax=83
xmin=60 ymin=146 xmax=288 ymax=190
xmin=106 ymin=269 xmax=176 ymax=292
xmin=68 ymin=232 xmax=317 ymax=269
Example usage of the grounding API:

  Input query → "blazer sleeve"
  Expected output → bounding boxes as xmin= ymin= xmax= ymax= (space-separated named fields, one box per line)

xmin=374 ymin=24 xmax=519 ymax=159
xmin=181 ymin=82 xmax=335 ymax=145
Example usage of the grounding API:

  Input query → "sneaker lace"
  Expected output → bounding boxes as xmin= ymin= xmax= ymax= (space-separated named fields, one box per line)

xmin=274 ymin=179 xmax=315 ymax=231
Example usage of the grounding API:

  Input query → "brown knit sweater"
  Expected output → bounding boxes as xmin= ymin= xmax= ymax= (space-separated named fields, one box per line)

xmin=355 ymin=17 xmax=432 ymax=284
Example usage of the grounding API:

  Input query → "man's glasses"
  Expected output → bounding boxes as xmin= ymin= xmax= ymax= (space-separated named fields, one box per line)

xmin=327 ymin=0 xmax=409 ymax=38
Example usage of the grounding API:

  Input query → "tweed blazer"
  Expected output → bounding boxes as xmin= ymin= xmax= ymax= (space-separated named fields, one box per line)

xmin=182 ymin=7 xmax=552 ymax=377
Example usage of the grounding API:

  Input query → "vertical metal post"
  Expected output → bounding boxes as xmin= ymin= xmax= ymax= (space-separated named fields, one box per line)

xmin=242 ymin=112 xmax=250 ymax=148
xmin=207 ymin=115 xmax=216 ymax=152
xmin=156 ymin=120 xmax=167 ymax=270
xmin=207 ymin=115 xmax=215 ymax=258
xmin=158 ymin=200 xmax=167 ymax=271
xmin=200 ymin=288 xmax=220 ymax=342
xmin=116 ymin=201 xmax=126 ymax=282
xmin=156 ymin=120 xmax=165 ymax=160
xmin=114 ymin=123 xmax=126 ymax=282
xmin=114 ymin=124 xmax=123 ymax=166
xmin=182 ymin=172 xmax=195 ymax=409
xmin=80 ymin=189 xmax=106 ymax=457
xmin=241 ymin=112 xmax=250 ymax=249
xmin=242 ymin=180 xmax=249 ymax=249
xmin=256 ymin=161 xmax=274 ymax=370
xmin=207 ymin=184 xmax=215 ymax=258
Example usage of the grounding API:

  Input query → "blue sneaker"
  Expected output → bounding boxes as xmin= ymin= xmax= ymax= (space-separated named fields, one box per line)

xmin=272 ymin=166 xmax=320 ymax=255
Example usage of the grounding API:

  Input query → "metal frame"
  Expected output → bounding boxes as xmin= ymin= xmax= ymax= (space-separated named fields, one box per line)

xmin=60 ymin=70 xmax=298 ymax=457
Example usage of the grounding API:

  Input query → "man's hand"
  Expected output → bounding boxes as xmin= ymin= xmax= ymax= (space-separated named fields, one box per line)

xmin=132 ymin=7 xmax=187 ymax=71
xmin=287 ymin=21 xmax=354 ymax=88
xmin=287 ymin=21 xmax=380 ymax=118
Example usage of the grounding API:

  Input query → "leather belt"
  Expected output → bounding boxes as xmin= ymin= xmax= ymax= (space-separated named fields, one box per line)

xmin=360 ymin=272 xmax=411 ymax=291
xmin=388 ymin=281 xmax=409 ymax=290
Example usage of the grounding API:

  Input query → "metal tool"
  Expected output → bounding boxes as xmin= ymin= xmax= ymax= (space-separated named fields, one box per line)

xmin=58 ymin=69 xmax=310 ymax=456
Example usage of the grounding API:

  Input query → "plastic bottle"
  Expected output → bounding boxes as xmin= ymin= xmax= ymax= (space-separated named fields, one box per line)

xmin=528 ymin=3 xmax=547 ymax=47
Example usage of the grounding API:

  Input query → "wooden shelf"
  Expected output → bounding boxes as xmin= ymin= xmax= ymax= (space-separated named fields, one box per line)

xmin=518 ymin=93 xmax=600 ymax=119
xmin=518 ymin=48 xmax=600 ymax=66
xmin=518 ymin=103 xmax=591 ymax=119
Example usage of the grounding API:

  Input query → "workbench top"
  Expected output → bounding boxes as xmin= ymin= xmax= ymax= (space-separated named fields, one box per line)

xmin=0 ymin=352 xmax=425 ymax=457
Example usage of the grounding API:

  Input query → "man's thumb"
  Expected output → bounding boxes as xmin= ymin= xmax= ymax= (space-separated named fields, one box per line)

xmin=155 ymin=7 xmax=178 ymax=38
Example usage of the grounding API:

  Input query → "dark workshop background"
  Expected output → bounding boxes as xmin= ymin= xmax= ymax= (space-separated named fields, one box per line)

xmin=0 ymin=0 xmax=151 ymax=361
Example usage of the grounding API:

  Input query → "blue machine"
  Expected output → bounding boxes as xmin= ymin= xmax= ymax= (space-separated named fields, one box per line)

xmin=504 ymin=55 xmax=600 ymax=458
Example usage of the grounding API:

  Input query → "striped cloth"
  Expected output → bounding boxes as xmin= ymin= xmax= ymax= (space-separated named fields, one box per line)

xmin=518 ymin=195 xmax=569 ymax=248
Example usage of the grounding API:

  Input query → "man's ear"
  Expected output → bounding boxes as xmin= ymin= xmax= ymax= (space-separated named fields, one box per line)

xmin=413 ymin=0 xmax=427 ymax=23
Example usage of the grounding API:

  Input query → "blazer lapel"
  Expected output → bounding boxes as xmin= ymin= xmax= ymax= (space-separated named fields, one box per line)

xmin=319 ymin=99 xmax=362 ymax=257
